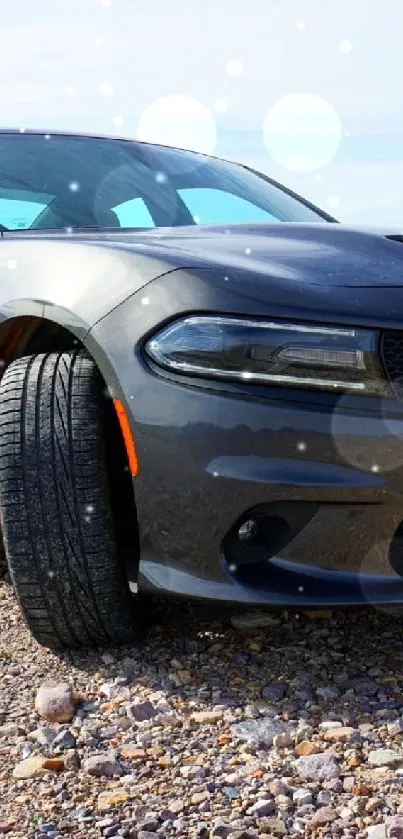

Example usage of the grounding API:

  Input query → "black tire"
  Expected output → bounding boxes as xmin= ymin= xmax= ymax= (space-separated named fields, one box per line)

xmin=0 ymin=350 xmax=139 ymax=650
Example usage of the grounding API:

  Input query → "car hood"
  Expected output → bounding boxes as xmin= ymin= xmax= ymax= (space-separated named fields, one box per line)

xmin=5 ymin=221 xmax=403 ymax=289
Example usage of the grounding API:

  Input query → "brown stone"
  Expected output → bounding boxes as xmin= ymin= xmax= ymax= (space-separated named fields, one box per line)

xmin=324 ymin=726 xmax=355 ymax=742
xmin=191 ymin=710 xmax=224 ymax=724
xmin=120 ymin=745 xmax=147 ymax=760
xmin=12 ymin=755 xmax=64 ymax=779
xmin=97 ymin=789 xmax=129 ymax=810
xmin=295 ymin=740 xmax=318 ymax=756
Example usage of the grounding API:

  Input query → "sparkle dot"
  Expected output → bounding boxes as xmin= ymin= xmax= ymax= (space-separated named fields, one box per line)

xmin=69 ymin=181 xmax=80 ymax=192
xmin=372 ymin=464 xmax=379 ymax=473
xmin=48 ymin=570 xmax=55 ymax=579
xmin=44 ymin=134 xmax=51 ymax=140
xmin=141 ymin=297 xmax=150 ymax=305
xmin=65 ymin=85 xmax=76 ymax=97
xmin=241 ymin=371 xmax=253 ymax=380
xmin=340 ymin=40 xmax=353 ymax=53
xmin=19 ymin=128 xmax=25 ymax=133
xmin=65 ymin=227 xmax=73 ymax=234
xmin=224 ymin=275 xmax=229 ymax=281
xmin=297 ymin=441 xmax=307 ymax=452
xmin=7 ymin=260 xmax=17 ymax=270
xmin=84 ymin=516 xmax=91 ymax=523
xmin=155 ymin=172 xmax=167 ymax=184
xmin=327 ymin=196 xmax=340 ymax=209
xmin=245 ymin=247 xmax=252 ymax=255
xmin=298 ymin=586 xmax=304 ymax=592
xmin=86 ymin=504 xmax=94 ymax=514
xmin=214 ymin=98 xmax=228 ymax=112
xmin=212 ymin=471 xmax=219 ymax=477
xmin=193 ymin=215 xmax=201 ymax=223
xmin=99 ymin=82 xmax=114 ymax=96
xmin=228 ymin=564 xmax=237 ymax=572
xmin=227 ymin=59 xmax=243 ymax=77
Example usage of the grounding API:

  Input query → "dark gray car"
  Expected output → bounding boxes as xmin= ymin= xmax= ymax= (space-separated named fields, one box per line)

xmin=1 ymin=129 xmax=403 ymax=651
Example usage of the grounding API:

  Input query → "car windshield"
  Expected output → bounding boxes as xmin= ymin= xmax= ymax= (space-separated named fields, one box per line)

xmin=0 ymin=132 xmax=333 ymax=232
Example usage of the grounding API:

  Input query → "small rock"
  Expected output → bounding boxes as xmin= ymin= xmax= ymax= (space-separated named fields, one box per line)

xmin=295 ymin=740 xmax=318 ymax=756
xmin=120 ymin=745 xmax=147 ymax=760
xmin=368 ymin=749 xmax=403 ymax=767
xmin=257 ymin=817 xmax=286 ymax=836
xmin=246 ymin=799 xmax=275 ymax=817
xmin=387 ymin=817 xmax=403 ymax=839
xmin=324 ymin=726 xmax=355 ymax=742
xmin=367 ymin=826 xmax=386 ymax=839
xmin=293 ymin=789 xmax=312 ymax=806
xmin=138 ymin=834 xmax=162 ymax=839
xmin=294 ymin=753 xmax=340 ymax=781
xmin=0 ymin=723 xmax=19 ymax=739
xmin=262 ymin=683 xmax=286 ymax=701
xmin=82 ymin=754 xmax=123 ymax=777
xmin=12 ymin=755 xmax=64 ymax=779
xmin=191 ymin=711 xmax=224 ymax=724
xmin=307 ymin=807 xmax=337 ymax=828
xmin=230 ymin=719 xmax=290 ymax=748
xmin=137 ymin=817 xmax=160 ymax=832
xmin=231 ymin=612 xmax=280 ymax=630
xmin=64 ymin=749 xmax=80 ymax=771
xmin=97 ymin=789 xmax=130 ymax=810
xmin=29 ymin=726 xmax=56 ymax=747
xmin=273 ymin=731 xmax=292 ymax=749
xmin=52 ymin=729 xmax=76 ymax=750
xmin=126 ymin=701 xmax=157 ymax=722
xmin=35 ymin=682 xmax=75 ymax=723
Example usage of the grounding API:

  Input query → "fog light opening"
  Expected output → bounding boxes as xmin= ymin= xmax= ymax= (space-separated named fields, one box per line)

xmin=238 ymin=519 xmax=258 ymax=542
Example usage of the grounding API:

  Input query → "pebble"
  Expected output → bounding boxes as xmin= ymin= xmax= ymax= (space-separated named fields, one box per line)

xmin=369 ymin=750 xmax=403 ymax=767
xmin=35 ymin=682 xmax=75 ymax=723
xmin=230 ymin=719 xmax=290 ymax=747
xmin=294 ymin=753 xmax=341 ymax=781
xmin=82 ymin=754 xmax=123 ymax=777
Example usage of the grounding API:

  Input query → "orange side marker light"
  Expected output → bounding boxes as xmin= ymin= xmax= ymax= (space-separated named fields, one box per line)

xmin=113 ymin=399 xmax=139 ymax=477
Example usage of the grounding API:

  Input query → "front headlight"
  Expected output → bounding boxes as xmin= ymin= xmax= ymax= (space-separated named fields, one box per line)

xmin=144 ymin=315 xmax=390 ymax=396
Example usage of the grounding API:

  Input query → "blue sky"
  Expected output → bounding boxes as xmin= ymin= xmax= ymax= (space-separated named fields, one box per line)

xmin=1 ymin=0 xmax=403 ymax=226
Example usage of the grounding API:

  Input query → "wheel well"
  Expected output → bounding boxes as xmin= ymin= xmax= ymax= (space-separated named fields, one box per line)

xmin=0 ymin=316 xmax=140 ymax=581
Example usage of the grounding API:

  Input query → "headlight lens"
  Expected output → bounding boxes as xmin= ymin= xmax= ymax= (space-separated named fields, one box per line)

xmin=145 ymin=315 xmax=390 ymax=396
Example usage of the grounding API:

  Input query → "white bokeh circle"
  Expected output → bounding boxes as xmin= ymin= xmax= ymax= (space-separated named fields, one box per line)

xmin=137 ymin=95 xmax=217 ymax=154
xmin=227 ymin=60 xmax=243 ymax=77
xmin=340 ymin=40 xmax=353 ymax=53
xmin=263 ymin=93 xmax=342 ymax=172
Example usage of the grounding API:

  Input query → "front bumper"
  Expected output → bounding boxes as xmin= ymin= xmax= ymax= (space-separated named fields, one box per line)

xmin=87 ymin=270 xmax=403 ymax=608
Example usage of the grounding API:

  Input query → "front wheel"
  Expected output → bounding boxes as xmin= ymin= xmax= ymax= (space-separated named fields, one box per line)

xmin=0 ymin=350 xmax=139 ymax=650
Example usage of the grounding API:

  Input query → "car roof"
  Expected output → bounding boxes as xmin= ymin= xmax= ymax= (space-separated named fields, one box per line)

xmin=0 ymin=127 xmax=222 ymax=164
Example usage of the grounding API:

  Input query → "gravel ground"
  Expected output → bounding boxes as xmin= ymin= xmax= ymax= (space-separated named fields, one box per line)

xmin=2 ymin=578 xmax=403 ymax=839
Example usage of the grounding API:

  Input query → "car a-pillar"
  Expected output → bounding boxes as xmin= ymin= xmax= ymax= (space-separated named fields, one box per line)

xmin=0 ymin=314 xmax=141 ymax=650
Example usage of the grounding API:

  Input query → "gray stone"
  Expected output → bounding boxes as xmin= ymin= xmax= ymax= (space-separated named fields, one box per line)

xmin=126 ymin=701 xmax=157 ymax=722
xmin=293 ymin=789 xmax=312 ymax=806
xmin=246 ymin=799 xmax=275 ymax=817
xmin=294 ymin=753 xmax=340 ymax=781
xmin=52 ymin=729 xmax=76 ymax=750
xmin=368 ymin=749 xmax=403 ymax=767
xmin=82 ymin=754 xmax=122 ymax=777
xmin=230 ymin=718 xmax=290 ymax=748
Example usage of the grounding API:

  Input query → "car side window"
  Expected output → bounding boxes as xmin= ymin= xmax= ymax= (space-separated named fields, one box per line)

xmin=112 ymin=197 xmax=155 ymax=227
xmin=0 ymin=197 xmax=48 ymax=229
xmin=177 ymin=187 xmax=281 ymax=224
